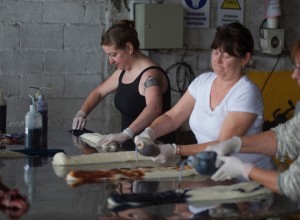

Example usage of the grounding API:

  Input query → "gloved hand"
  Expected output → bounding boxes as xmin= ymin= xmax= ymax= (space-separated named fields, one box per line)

xmin=211 ymin=156 xmax=254 ymax=181
xmin=151 ymin=143 xmax=177 ymax=164
xmin=96 ymin=128 xmax=133 ymax=146
xmin=205 ymin=136 xmax=242 ymax=167
xmin=134 ymin=136 xmax=159 ymax=157
xmin=72 ymin=110 xmax=87 ymax=130
xmin=134 ymin=127 xmax=157 ymax=156
xmin=135 ymin=127 xmax=156 ymax=141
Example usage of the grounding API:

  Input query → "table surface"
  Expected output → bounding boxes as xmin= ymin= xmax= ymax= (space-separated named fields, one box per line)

xmin=0 ymin=127 xmax=299 ymax=220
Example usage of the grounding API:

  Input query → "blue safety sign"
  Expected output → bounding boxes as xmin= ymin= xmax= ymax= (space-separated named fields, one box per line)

xmin=182 ymin=0 xmax=207 ymax=10
xmin=181 ymin=0 xmax=210 ymax=28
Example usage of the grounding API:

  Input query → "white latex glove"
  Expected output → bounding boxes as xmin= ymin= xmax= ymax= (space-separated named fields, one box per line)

xmin=134 ymin=127 xmax=157 ymax=156
xmin=72 ymin=110 xmax=87 ymax=130
xmin=151 ymin=143 xmax=177 ymax=164
xmin=205 ymin=136 xmax=242 ymax=167
xmin=135 ymin=127 xmax=156 ymax=141
xmin=211 ymin=156 xmax=254 ymax=181
xmin=96 ymin=128 xmax=133 ymax=146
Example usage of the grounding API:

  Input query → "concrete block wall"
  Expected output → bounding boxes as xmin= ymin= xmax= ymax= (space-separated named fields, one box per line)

xmin=0 ymin=0 xmax=300 ymax=133
xmin=0 ymin=0 xmax=122 ymax=133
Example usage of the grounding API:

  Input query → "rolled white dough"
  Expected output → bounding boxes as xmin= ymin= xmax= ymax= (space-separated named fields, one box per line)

xmin=65 ymin=166 xmax=198 ymax=186
xmin=52 ymin=159 xmax=181 ymax=178
xmin=79 ymin=133 xmax=117 ymax=151
xmin=52 ymin=151 xmax=153 ymax=166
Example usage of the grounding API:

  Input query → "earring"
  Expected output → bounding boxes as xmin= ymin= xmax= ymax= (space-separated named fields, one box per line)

xmin=242 ymin=65 xmax=245 ymax=70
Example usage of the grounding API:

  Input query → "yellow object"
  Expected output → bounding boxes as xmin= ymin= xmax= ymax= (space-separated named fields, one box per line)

xmin=247 ymin=70 xmax=300 ymax=121
xmin=248 ymin=70 xmax=299 ymax=168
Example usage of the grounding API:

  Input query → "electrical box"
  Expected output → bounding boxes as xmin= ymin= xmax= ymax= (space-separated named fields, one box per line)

xmin=260 ymin=28 xmax=284 ymax=55
xmin=134 ymin=4 xmax=184 ymax=49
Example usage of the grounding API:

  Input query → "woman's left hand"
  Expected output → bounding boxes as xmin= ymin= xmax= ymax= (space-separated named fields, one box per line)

xmin=211 ymin=156 xmax=253 ymax=181
xmin=96 ymin=132 xmax=129 ymax=146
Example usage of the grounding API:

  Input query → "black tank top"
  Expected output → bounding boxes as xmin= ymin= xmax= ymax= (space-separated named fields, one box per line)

xmin=114 ymin=66 xmax=176 ymax=150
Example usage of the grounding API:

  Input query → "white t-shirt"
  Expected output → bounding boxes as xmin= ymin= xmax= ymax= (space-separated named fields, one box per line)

xmin=188 ymin=72 xmax=274 ymax=169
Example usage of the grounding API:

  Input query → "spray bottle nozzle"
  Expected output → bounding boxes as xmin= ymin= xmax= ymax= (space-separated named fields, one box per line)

xmin=29 ymin=87 xmax=51 ymax=99
xmin=29 ymin=87 xmax=41 ymax=98
xmin=29 ymin=95 xmax=34 ymax=104
xmin=28 ymin=95 xmax=36 ymax=111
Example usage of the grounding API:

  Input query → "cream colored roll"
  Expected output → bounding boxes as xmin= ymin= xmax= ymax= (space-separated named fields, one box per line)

xmin=79 ymin=132 xmax=117 ymax=151
xmin=52 ymin=151 xmax=152 ymax=166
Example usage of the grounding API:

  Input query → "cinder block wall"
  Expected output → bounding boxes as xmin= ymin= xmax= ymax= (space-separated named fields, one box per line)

xmin=0 ymin=0 xmax=123 ymax=132
xmin=0 ymin=0 xmax=300 ymax=134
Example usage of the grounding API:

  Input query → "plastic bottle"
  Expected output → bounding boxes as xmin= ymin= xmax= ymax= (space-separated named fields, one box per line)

xmin=29 ymin=87 xmax=49 ymax=148
xmin=186 ymin=151 xmax=217 ymax=175
xmin=136 ymin=140 xmax=160 ymax=157
xmin=29 ymin=87 xmax=48 ymax=134
xmin=25 ymin=95 xmax=42 ymax=150
xmin=0 ymin=89 xmax=7 ymax=133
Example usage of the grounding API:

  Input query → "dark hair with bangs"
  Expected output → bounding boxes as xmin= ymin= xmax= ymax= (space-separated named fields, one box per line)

xmin=101 ymin=20 xmax=140 ymax=50
xmin=211 ymin=22 xmax=254 ymax=58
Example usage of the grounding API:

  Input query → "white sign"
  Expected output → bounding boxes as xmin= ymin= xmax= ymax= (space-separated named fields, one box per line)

xmin=181 ymin=0 xmax=210 ymax=28
xmin=217 ymin=0 xmax=244 ymax=26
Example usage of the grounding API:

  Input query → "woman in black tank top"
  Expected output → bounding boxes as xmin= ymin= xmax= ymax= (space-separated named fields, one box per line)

xmin=115 ymin=66 xmax=176 ymax=150
xmin=72 ymin=20 xmax=175 ymax=151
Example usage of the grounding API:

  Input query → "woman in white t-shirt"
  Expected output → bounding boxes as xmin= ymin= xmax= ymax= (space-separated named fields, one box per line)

xmin=134 ymin=22 xmax=275 ymax=170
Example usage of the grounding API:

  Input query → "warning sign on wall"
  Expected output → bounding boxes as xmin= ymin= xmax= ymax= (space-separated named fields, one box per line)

xmin=217 ymin=0 xmax=244 ymax=26
xmin=181 ymin=0 xmax=210 ymax=28
xmin=221 ymin=0 xmax=241 ymax=10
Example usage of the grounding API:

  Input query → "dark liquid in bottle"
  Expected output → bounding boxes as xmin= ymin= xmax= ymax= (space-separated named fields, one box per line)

xmin=41 ymin=133 xmax=48 ymax=149
xmin=25 ymin=128 xmax=42 ymax=149
xmin=39 ymin=110 xmax=48 ymax=148
xmin=0 ymin=105 xmax=7 ymax=133
xmin=39 ymin=110 xmax=48 ymax=134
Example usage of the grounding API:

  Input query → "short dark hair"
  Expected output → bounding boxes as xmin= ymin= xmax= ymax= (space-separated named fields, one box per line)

xmin=101 ymin=20 xmax=140 ymax=50
xmin=211 ymin=22 xmax=254 ymax=58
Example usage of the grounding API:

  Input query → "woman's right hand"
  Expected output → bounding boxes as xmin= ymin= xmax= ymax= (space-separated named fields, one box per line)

xmin=205 ymin=136 xmax=242 ymax=157
xmin=151 ymin=143 xmax=177 ymax=164
xmin=134 ymin=127 xmax=156 ymax=141
xmin=205 ymin=136 xmax=242 ymax=167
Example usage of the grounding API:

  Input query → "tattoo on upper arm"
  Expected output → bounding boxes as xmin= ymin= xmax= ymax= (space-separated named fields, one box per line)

xmin=144 ymin=76 xmax=159 ymax=90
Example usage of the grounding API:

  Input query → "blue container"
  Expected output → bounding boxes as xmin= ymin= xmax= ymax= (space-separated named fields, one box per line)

xmin=187 ymin=151 xmax=217 ymax=175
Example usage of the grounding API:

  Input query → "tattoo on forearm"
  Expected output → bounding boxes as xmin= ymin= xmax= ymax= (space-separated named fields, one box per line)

xmin=144 ymin=76 xmax=159 ymax=89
